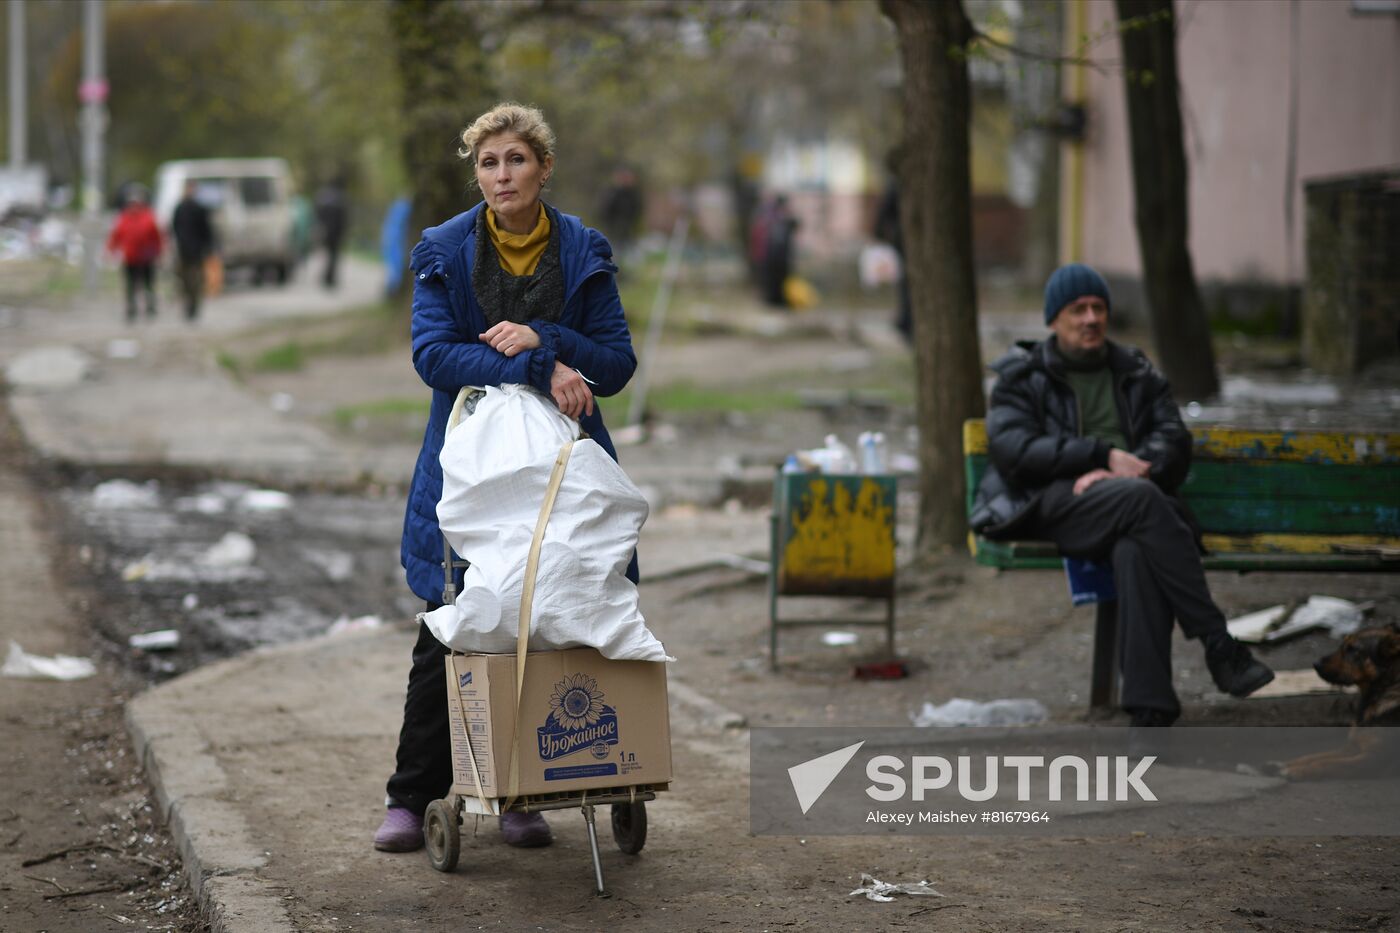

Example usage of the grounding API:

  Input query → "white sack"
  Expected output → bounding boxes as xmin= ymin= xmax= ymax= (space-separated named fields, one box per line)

xmin=425 ymin=385 xmax=669 ymax=662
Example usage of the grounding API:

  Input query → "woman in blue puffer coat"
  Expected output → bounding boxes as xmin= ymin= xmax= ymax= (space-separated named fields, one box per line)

xmin=374 ymin=102 xmax=637 ymax=854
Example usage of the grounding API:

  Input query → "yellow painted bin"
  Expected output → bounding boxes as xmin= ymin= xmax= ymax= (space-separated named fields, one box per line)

xmin=768 ymin=471 xmax=897 ymax=668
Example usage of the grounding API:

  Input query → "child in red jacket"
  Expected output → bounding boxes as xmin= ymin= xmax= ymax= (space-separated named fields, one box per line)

xmin=106 ymin=187 xmax=164 ymax=322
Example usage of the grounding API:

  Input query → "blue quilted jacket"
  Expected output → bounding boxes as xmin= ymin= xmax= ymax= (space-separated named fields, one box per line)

xmin=400 ymin=201 xmax=637 ymax=602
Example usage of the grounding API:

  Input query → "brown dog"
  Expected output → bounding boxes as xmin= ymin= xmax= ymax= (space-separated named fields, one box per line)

xmin=1283 ymin=622 xmax=1400 ymax=779
xmin=1314 ymin=622 xmax=1400 ymax=725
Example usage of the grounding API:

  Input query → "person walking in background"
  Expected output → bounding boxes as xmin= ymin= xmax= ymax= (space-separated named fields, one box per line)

xmin=315 ymin=177 xmax=349 ymax=289
xmin=380 ymin=196 xmax=412 ymax=297
xmin=970 ymin=263 xmax=1274 ymax=727
xmin=106 ymin=186 xmax=163 ymax=323
xmin=874 ymin=176 xmax=911 ymax=343
xmin=598 ymin=167 xmax=643 ymax=261
xmin=375 ymin=102 xmax=637 ymax=854
xmin=171 ymin=180 xmax=215 ymax=322
xmin=761 ymin=194 xmax=798 ymax=309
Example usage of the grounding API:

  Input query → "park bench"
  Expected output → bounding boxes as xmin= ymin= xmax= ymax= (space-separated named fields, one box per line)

xmin=962 ymin=419 xmax=1400 ymax=711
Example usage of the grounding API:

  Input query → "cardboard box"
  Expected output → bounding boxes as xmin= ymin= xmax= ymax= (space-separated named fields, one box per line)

xmin=445 ymin=648 xmax=672 ymax=799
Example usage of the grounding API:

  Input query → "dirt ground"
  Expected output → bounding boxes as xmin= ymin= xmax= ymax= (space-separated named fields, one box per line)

xmin=0 ymin=399 xmax=204 ymax=933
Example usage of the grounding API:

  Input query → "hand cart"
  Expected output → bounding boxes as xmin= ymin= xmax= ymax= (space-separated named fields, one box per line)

xmin=424 ymin=389 xmax=670 ymax=895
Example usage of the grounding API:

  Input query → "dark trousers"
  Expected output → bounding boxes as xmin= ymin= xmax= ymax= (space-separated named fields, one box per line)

xmin=1028 ymin=478 xmax=1228 ymax=715
xmin=123 ymin=263 xmax=156 ymax=320
xmin=177 ymin=258 xmax=204 ymax=320
xmin=385 ymin=603 xmax=452 ymax=815
xmin=323 ymin=239 xmax=342 ymax=288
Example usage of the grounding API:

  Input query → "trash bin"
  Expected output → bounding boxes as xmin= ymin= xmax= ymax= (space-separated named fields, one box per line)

xmin=768 ymin=470 xmax=897 ymax=669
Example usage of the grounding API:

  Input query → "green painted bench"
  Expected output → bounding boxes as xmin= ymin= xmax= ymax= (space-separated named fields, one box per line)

xmin=962 ymin=419 xmax=1400 ymax=710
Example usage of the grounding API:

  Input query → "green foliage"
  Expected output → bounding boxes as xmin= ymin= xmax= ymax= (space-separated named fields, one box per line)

xmin=331 ymin=396 xmax=429 ymax=430
xmin=251 ymin=342 xmax=305 ymax=373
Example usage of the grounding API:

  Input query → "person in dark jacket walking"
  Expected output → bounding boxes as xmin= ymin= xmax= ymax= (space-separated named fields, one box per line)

xmin=171 ymin=181 xmax=215 ymax=321
xmin=315 ymin=177 xmax=348 ymax=289
xmin=373 ymin=102 xmax=637 ymax=855
xmin=969 ymin=263 xmax=1273 ymax=727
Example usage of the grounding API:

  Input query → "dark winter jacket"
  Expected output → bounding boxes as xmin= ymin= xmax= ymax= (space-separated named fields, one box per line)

xmin=400 ymin=201 xmax=637 ymax=602
xmin=969 ymin=338 xmax=1192 ymax=539
xmin=172 ymin=196 xmax=214 ymax=262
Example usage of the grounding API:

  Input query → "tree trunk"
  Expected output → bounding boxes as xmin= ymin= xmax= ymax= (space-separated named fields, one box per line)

xmin=1115 ymin=0 xmax=1219 ymax=400
xmin=389 ymin=0 xmax=495 ymax=279
xmin=879 ymin=0 xmax=985 ymax=555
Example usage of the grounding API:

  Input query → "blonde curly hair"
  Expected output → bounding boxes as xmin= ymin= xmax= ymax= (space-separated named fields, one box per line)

xmin=459 ymin=102 xmax=556 ymax=170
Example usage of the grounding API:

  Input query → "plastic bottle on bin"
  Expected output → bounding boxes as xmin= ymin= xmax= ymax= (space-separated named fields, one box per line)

xmin=858 ymin=431 xmax=888 ymax=474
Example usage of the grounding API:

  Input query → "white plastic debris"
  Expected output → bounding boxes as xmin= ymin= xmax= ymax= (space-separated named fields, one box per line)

xmin=92 ymin=479 xmax=161 ymax=510
xmin=174 ymin=493 xmax=228 ymax=515
xmin=269 ymin=392 xmax=295 ymax=413
xmin=2 ymin=641 xmax=96 ymax=681
xmin=1227 ymin=596 xmax=1367 ymax=644
xmin=181 ymin=593 xmax=199 ymax=611
xmin=129 ymin=630 xmax=180 ymax=652
xmin=326 ymin=615 xmax=384 ymax=637
xmin=105 ymin=338 xmax=141 ymax=359
xmin=911 ymin=697 xmax=1048 ymax=728
xmin=822 ymin=631 xmax=859 ymax=647
xmin=301 ymin=548 xmax=354 ymax=582
xmin=236 ymin=489 xmax=293 ymax=512
xmin=200 ymin=532 xmax=256 ymax=568
xmin=849 ymin=873 xmax=943 ymax=902
xmin=5 ymin=345 xmax=92 ymax=389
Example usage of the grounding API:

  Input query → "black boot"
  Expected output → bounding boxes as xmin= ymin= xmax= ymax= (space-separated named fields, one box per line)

xmin=1204 ymin=634 xmax=1275 ymax=698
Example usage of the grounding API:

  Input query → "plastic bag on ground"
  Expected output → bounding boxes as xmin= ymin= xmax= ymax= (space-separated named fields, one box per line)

xmin=911 ymin=697 xmax=1048 ymax=727
xmin=424 ymin=384 xmax=669 ymax=662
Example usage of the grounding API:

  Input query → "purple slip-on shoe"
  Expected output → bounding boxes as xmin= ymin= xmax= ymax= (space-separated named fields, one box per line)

xmin=373 ymin=807 xmax=424 ymax=852
xmin=500 ymin=811 xmax=552 ymax=848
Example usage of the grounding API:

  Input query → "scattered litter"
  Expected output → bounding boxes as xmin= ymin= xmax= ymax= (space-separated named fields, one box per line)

xmin=236 ymin=489 xmax=293 ymax=512
xmin=181 ymin=593 xmax=199 ymax=611
xmin=92 ymin=479 xmax=161 ymax=510
xmin=326 ymin=615 xmax=384 ymax=637
xmin=889 ymin=453 xmax=919 ymax=474
xmin=105 ymin=338 xmax=141 ymax=359
xmin=849 ymin=873 xmax=943 ymax=902
xmin=1227 ymin=596 xmax=1369 ymax=644
xmin=912 ymin=697 xmax=1048 ymax=728
xmin=854 ymin=661 xmax=909 ymax=680
xmin=822 ymin=631 xmax=859 ymax=646
xmin=122 ymin=532 xmax=260 ymax=583
xmin=269 ymin=392 xmax=295 ymax=413
xmin=5 ymin=345 xmax=92 ymax=389
xmin=2 ymin=641 xmax=96 ymax=681
xmin=201 ymin=532 xmax=256 ymax=568
xmin=174 ymin=492 xmax=227 ymax=515
xmin=301 ymin=547 xmax=354 ymax=582
xmin=128 ymin=630 xmax=180 ymax=652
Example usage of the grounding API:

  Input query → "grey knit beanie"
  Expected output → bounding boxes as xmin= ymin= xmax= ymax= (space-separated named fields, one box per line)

xmin=1043 ymin=263 xmax=1111 ymax=324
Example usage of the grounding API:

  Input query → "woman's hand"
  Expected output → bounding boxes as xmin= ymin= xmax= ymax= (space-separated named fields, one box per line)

xmin=550 ymin=361 xmax=594 ymax=420
xmin=479 ymin=321 xmax=541 ymax=358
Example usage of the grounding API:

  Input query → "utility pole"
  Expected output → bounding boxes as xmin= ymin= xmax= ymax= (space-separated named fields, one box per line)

xmin=8 ymin=0 xmax=25 ymax=169
xmin=80 ymin=0 xmax=107 ymax=292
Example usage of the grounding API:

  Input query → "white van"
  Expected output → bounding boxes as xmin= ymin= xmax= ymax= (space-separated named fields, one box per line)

xmin=153 ymin=158 xmax=297 ymax=283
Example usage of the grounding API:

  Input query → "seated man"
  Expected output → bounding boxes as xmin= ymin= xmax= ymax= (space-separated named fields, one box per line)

xmin=970 ymin=263 xmax=1273 ymax=726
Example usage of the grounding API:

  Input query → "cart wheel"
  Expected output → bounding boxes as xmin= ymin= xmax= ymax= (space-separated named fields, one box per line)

xmin=424 ymin=799 xmax=460 ymax=872
xmin=610 ymin=801 xmax=647 ymax=854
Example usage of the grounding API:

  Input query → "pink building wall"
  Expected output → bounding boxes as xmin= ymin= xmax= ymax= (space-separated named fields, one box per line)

xmin=1068 ymin=0 xmax=1400 ymax=285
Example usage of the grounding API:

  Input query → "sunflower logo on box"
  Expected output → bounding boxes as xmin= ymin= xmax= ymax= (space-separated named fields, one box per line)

xmin=537 ymin=673 xmax=620 ymax=762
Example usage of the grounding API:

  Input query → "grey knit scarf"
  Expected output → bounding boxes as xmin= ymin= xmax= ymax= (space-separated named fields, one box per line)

xmin=472 ymin=205 xmax=565 ymax=328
